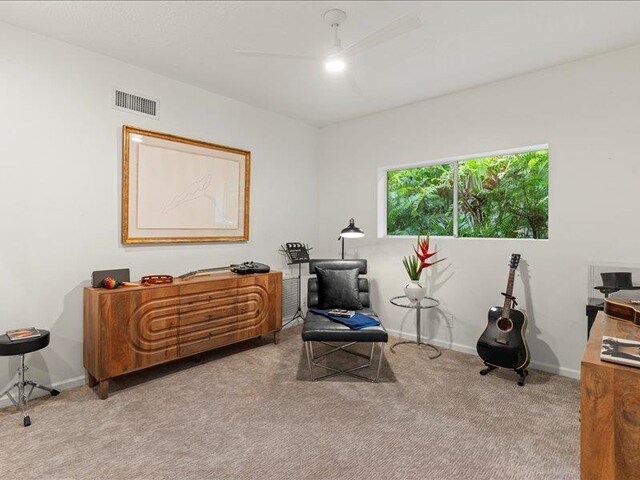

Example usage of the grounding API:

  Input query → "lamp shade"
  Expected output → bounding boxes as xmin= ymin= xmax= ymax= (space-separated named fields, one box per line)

xmin=339 ymin=218 xmax=364 ymax=239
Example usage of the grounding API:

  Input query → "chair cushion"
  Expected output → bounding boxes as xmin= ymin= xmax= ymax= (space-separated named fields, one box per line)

xmin=308 ymin=277 xmax=370 ymax=309
xmin=302 ymin=308 xmax=388 ymax=343
xmin=316 ymin=267 xmax=363 ymax=310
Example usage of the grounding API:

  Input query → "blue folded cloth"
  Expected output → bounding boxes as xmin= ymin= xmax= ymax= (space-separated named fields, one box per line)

xmin=309 ymin=309 xmax=381 ymax=330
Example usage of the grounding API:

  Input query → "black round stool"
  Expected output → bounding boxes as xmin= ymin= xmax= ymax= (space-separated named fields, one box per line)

xmin=0 ymin=330 xmax=59 ymax=427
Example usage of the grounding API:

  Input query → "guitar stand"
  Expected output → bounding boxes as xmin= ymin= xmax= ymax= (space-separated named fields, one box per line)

xmin=516 ymin=368 xmax=528 ymax=386
xmin=480 ymin=363 xmax=529 ymax=387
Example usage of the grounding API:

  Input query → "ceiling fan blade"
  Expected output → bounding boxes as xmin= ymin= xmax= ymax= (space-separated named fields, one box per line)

xmin=338 ymin=14 xmax=422 ymax=58
xmin=236 ymin=50 xmax=321 ymax=61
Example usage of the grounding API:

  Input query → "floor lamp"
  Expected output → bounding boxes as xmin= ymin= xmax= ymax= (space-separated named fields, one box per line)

xmin=338 ymin=218 xmax=364 ymax=259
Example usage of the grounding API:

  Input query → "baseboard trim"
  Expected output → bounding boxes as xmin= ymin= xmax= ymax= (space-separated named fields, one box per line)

xmin=385 ymin=327 xmax=580 ymax=380
xmin=0 ymin=374 xmax=86 ymax=409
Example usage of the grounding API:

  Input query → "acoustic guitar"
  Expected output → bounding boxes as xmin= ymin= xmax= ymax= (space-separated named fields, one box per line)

xmin=476 ymin=253 xmax=530 ymax=386
xmin=604 ymin=298 xmax=640 ymax=326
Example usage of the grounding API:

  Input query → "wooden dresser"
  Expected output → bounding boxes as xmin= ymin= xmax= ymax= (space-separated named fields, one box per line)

xmin=581 ymin=311 xmax=640 ymax=479
xmin=84 ymin=271 xmax=282 ymax=399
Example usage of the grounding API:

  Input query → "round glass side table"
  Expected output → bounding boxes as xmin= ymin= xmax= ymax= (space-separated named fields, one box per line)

xmin=389 ymin=296 xmax=441 ymax=359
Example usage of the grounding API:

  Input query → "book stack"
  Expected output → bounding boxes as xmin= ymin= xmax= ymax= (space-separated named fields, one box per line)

xmin=6 ymin=328 xmax=41 ymax=342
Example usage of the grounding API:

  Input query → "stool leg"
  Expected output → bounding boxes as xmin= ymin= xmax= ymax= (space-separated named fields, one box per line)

xmin=25 ymin=381 xmax=60 ymax=396
xmin=5 ymin=390 xmax=18 ymax=407
xmin=1 ymin=355 xmax=59 ymax=427
xmin=19 ymin=355 xmax=30 ymax=427
xmin=0 ymin=382 xmax=19 ymax=402
xmin=21 ymin=384 xmax=30 ymax=427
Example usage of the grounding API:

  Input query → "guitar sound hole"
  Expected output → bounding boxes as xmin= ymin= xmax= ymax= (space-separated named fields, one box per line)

xmin=496 ymin=317 xmax=513 ymax=332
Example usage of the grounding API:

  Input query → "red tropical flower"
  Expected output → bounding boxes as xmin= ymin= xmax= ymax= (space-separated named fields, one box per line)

xmin=403 ymin=234 xmax=446 ymax=281
xmin=413 ymin=235 xmax=445 ymax=274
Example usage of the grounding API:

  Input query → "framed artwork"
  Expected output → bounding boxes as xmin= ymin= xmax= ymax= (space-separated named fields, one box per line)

xmin=121 ymin=125 xmax=250 ymax=244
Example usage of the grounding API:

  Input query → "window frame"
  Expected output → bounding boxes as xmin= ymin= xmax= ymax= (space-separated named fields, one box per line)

xmin=377 ymin=144 xmax=549 ymax=239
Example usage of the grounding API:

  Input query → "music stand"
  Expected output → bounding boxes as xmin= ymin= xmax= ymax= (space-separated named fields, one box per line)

xmin=279 ymin=243 xmax=311 ymax=327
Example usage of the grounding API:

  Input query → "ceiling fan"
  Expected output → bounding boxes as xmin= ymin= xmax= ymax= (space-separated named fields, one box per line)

xmin=236 ymin=9 xmax=422 ymax=93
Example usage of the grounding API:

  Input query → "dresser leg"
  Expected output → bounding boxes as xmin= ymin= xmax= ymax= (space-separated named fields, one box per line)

xmin=274 ymin=331 xmax=280 ymax=345
xmin=98 ymin=380 xmax=109 ymax=400
xmin=87 ymin=373 xmax=97 ymax=388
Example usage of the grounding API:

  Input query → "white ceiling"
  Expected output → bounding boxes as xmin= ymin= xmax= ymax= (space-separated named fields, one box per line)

xmin=2 ymin=1 xmax=640 ymax=126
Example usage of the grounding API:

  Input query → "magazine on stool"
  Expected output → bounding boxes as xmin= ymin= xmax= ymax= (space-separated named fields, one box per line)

xmin=6 ymin=328 xmax=41 ymax=342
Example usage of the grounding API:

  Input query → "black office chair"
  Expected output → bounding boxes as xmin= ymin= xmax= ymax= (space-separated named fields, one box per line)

xmin=302 ymin=259 xmax=388 ymax=382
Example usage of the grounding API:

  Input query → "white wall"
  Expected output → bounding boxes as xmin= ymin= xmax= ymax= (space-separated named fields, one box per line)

xmin=317 ymin=45 xmax=640 ymax=378
xmin=2 ymin=21 xmax=638 ymax=398
xmin=0 ymin=23 xmax=318 ymax=398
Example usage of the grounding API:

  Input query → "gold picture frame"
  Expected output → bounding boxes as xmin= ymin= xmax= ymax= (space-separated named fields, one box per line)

xmin=121 ymin=125 xmax=250 ymax=244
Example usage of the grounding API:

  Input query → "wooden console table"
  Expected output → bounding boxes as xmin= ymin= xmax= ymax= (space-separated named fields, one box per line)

xmin=581 ymin=311 xmax=640 ymax=479
xmin=84 ymin=271 xmax=282 ymax=399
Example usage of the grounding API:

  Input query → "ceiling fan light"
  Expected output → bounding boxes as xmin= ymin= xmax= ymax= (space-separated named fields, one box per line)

xmin=325 ymin=58 xmax=346 ymax=73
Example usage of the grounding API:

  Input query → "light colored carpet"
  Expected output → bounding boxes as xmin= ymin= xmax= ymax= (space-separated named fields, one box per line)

xmin=0 ymin=326 xmax=579 ymax=480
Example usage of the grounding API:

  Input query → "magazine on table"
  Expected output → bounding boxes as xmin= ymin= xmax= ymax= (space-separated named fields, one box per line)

xmin=6 ymin=327 xmax=41 ymax=342
xmin=600 ymin=336 xmax=640 ymax=368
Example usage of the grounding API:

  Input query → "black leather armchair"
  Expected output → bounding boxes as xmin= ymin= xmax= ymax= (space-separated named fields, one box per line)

xmin=302 ymin=259 xmax=388 ymax=382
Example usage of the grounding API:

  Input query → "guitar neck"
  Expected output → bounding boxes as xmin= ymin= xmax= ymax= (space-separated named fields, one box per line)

xmin=502 ymin=268 xmax=517 ymax=316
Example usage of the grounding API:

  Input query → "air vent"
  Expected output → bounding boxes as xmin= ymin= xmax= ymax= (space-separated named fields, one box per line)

xmin=113 ymin=88 xmax=159 ymax=118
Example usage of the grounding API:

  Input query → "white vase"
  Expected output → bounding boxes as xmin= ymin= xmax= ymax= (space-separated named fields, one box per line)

xmin=403 ymin=280 xmax=427 ymax=305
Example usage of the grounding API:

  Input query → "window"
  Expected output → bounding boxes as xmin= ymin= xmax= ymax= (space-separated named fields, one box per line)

xmin=382 ymin=147 xmax=548 ymax=239
xmin=386 ymin=163 xmax=454 ymax=236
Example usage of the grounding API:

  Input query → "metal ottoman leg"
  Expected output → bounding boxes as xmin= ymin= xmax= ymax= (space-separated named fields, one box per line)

xmin=305 ymin=340 xmax=387 ymax=383
xmin=375 ymin=343 xmax=385 ymax=383
xmin=305 ymin=342 xmax=314 ymax=378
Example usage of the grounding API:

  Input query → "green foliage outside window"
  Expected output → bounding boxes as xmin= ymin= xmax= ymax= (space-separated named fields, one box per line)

xmin=386 ymin=149 xmax=549 ymax=239
xmin=387 ymin=163 xmax=454 ymax=236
